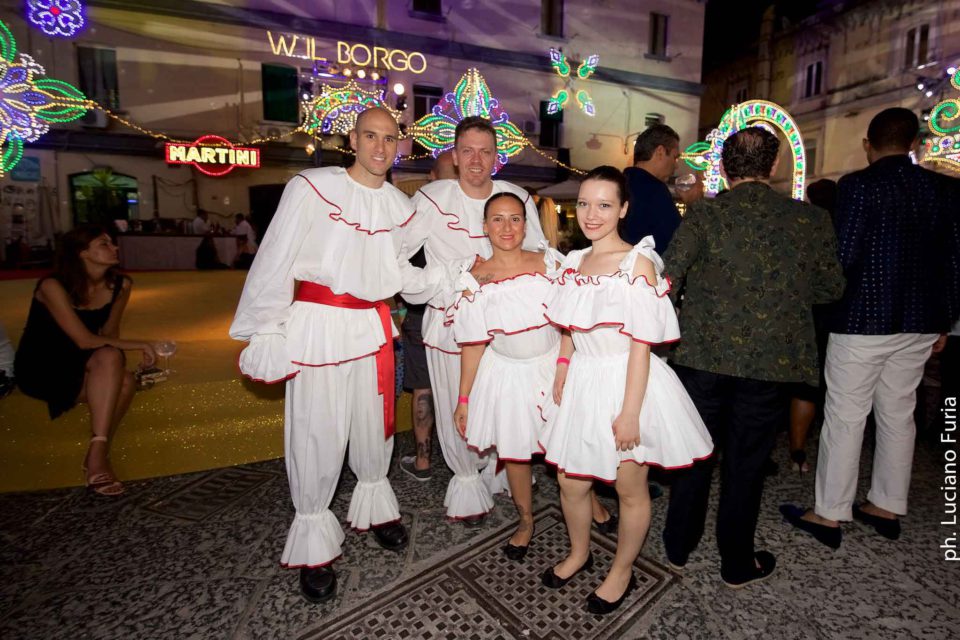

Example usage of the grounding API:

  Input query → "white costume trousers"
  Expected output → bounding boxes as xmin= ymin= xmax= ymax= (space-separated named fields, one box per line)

xmin=425 ymin=347 xmax=500 ymax=518
xmin=280 ymin=357 xmax=400 ymax=568
xmin=815 ymin=332 xmax=937 ymax=520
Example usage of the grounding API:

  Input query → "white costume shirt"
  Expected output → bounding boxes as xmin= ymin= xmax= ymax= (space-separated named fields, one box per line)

xmin=229 ymin=166 xmax=418 ymax=383
xmin=233 ymin=219 xmax=258 ymax=250
xmin=400 ymin=179 xmax=546 ymax=353
xmin=191 ymin=216 xmax=209 ymax=235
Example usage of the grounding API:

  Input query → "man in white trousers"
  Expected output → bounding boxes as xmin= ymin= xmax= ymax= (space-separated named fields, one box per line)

xmin=230 ymin=107 xmax=425 ymax=603
xmin=782 ymin=107 xmax=960 ymax=548
xmin=400 ymin=116 xmax=544 ymax=524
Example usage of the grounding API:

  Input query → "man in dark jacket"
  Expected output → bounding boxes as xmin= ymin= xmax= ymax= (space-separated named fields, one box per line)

xmin=622 ymin=124 xmax=702 ymax=252
xmin=783 ymin=107 xmax=960 ymax=548
xmin=662 ymin=127 xmax=845 ymax=588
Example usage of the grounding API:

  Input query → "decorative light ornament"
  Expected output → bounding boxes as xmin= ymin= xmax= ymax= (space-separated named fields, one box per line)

xmin=406 ymin=68 xmax=527 ymax=173
xmin=682 ymin=100 xmax=807 ymax=200
xmin=27 ymin=0 xmax=86 ymax=38
xmin=921 ymin=68 xmax=960 ymax=174
xmin=546 ymin=48 xmax=599 ymax=117
xmin=0 ymin=19 xmax=90 ymax=176
xmin=301 ymin=80 xmax=398 ymax=136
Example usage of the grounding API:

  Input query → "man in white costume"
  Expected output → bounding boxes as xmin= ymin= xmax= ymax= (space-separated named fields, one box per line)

xmin=230 ymin=107 xmax=421 ymax=604
xmin=400 ymin=116 xmax=545 ymax=523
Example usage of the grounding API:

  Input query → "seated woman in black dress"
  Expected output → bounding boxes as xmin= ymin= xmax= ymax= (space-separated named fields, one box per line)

xmin=15 ymin=225 xmax=157 ymax=496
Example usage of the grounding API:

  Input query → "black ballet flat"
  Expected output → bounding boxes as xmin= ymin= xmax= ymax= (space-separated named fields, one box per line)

xmin=592 ymin=513 xmax=619 ymax=535
xmin=503 ymin=543 xmax=529 ymax=561
xmin=586 ymin=573 xmax=638 ymax=615
xmin=540 ymin=553 xmax=594 ymax=589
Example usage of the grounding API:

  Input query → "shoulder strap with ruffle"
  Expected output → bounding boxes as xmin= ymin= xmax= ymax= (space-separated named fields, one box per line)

xmin=618 ymin=235 xmax=664 ymax=276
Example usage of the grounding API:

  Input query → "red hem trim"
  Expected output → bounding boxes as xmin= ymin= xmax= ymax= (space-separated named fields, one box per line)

xmin=298 ymin=174 xmax=416 ymax=235
xmin=291 ymin=348 xmax=381 ymax=367
xmin=351 ymin=516 xmax=403 ymax=533
xmin=544 ymin=316 xmax=680 ymax=346
xmin=419 ymin=189 xmax=487 ymax=239
xmin=446 ymin=510 xmax=492 ymax=522
xmin=280 ymin=553 xmax=342 ymax=569
xmin=538 ymin=442 xmax=714 ymax=483
xmin=556 ymin=268 xmax=673 ymax=299
xmin=424 ymin=343 xmax=461 ymax=355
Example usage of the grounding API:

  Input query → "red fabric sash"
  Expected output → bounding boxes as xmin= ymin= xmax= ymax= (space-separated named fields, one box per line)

xmin=294 ymin=281 xmax=395 ymax=440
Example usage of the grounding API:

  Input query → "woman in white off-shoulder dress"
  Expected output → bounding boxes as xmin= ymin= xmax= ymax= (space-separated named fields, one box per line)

xmin=449 ymin=192 xmax=613 ymax=561
xmin=538 ymin=166 xmax=713 ymax=615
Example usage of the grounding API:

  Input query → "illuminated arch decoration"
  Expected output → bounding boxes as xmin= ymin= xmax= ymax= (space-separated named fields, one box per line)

xmin=406 ymin=68 xmax=526 ymax=173
xmin=547 ymin=48 xmax=598 ymax=117
xmin=682 ymin=100 xmax=807 ymax=200
xmin=921 ymin=69 xmax=960 ymax=174
xmin=302 ymin=81 xmax=398 ymax=136
xmin=27 ymin=0 xmax=86 ymax=38
xmin=0 ymin=19 xmax=90 ymax=177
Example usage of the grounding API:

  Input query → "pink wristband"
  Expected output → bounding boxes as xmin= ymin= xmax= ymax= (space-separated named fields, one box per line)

xmin=458 ymin=395 xmax=469 ymax=405
xmin=556 ymin=357 xmax=570 ymax=366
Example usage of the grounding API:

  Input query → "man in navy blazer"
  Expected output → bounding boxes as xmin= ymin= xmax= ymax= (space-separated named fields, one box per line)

xmin=783 ymin=107 xmax=960 ymax=548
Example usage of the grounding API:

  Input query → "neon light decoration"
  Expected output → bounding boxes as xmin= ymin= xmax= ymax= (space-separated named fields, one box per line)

xmin=0 ymin=19 xmax=89 ymax=177
xmin=165 ymin=135 xmax=260 ymax=177
xmin=546 ymin=48 xmax=598 ymax=117
xmin=27 ymin=0 xmax=86 ymax=38
xmin=302 ymin=81 xmax=397 ymax=136
xmin=682 ymin=100 xmax=807 ymax=200
xmin=921 ymin=69 xmax=960 ymax=174
xmin=407 ymin=68 xmax=526 ymax=173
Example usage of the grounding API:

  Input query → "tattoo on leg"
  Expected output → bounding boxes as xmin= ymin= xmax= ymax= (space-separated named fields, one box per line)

xmin=416 ymin=440 xmax=431 ymax=460
xmin=414 ymin=393 xmax=434 ymax=426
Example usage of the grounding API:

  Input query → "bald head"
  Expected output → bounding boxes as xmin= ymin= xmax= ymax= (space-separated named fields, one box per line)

xmin=429 ymin=150 xmax=457 ymax=181
xmin=354 ymin=106 xmax=399 ymax=136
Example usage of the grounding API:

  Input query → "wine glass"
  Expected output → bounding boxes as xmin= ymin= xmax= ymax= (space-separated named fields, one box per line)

xmin=675 ymin=173 xmax=697 ymax=192
xmin=154 ymin=340 xmax=177 ymax=373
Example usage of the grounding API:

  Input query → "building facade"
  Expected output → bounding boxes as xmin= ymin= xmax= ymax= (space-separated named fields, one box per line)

xmin=700 ymin=0 xmax=959 ymax=189
xmin=0 ymin=0 xmax=706 ymax=248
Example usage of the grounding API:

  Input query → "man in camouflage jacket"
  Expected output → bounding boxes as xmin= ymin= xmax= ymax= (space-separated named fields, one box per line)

xmin=660 ymin=127 xmax=844 ymax=588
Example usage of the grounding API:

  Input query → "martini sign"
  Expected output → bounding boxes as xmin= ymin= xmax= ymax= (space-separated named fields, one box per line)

xmin=165 ymin=135 xmax=261 ymax=177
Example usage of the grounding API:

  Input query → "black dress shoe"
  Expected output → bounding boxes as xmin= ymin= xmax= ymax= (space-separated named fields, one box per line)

xmin=372 ymin=522 xmax=409 ymax=551
xmin=780 ymin=504 xmax=842 ymax=550
xmin=299 ymin=566 xmax=337 ymax=603
xmin=853 ymin=503 xmax=901 ymax=540
xmin=592 ymin=513 xmax=619 ymax=535
xmin=722 ymin=550 xmax=777 ymax=589
xmin=503 ymin=543 xmax=529 ymax=561
xmin=586 ymin=573 xmax=638 ymax=615
xmin=540 ymin=553 xmax=594 ymax=588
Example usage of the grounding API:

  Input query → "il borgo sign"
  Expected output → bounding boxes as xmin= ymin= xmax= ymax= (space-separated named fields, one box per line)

xmin=165 ymin=135 xmax=260 ymax=177
xmin=266 ymin=31 xmax=427 ymax=74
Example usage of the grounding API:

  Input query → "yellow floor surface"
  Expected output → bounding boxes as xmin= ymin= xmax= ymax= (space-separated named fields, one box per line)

xmin=0 ymin=271 xmax=412 ymax=493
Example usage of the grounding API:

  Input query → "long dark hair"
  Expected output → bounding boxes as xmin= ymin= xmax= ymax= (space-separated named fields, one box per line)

xmin=50 ymin=224 xmax=120 ymax=306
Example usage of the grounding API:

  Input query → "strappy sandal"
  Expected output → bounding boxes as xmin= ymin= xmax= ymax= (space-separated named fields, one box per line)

xmin=83 ymin=436 xmax=125 ymax=497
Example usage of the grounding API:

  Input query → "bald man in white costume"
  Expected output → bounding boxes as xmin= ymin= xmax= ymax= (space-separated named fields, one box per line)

xmin=400 ymin=116 xmax=546 ymax=524
xmin=230 ymin=107 xmax=428 ymax=604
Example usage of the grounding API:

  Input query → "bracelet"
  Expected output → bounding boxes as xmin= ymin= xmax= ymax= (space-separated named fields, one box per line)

xmin=556 ymin=357 xmax=570 ymax=366
xmin=457 ymin=395 xmax=469 ymax=405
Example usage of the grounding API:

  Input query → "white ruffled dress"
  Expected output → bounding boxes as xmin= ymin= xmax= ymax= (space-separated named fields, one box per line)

xmin=539 ymin=237 xmax=713 ymax=482
xmin=449 ymin=250 xmax=563 ymax=461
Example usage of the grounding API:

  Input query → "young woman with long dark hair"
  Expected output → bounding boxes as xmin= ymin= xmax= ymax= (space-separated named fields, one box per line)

xmin=15 ymin=225 xmax=156 ymax=496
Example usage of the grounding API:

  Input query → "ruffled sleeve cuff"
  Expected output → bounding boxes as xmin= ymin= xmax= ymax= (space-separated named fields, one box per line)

xmin=619 ymin=284 xmax=681 ymax=344
xmin=238 ymin=334 xmax=301 ymax=384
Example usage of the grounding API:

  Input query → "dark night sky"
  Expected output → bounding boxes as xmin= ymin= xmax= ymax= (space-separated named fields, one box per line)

xmin=702 ymin=0 xmax=825 ymax=72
